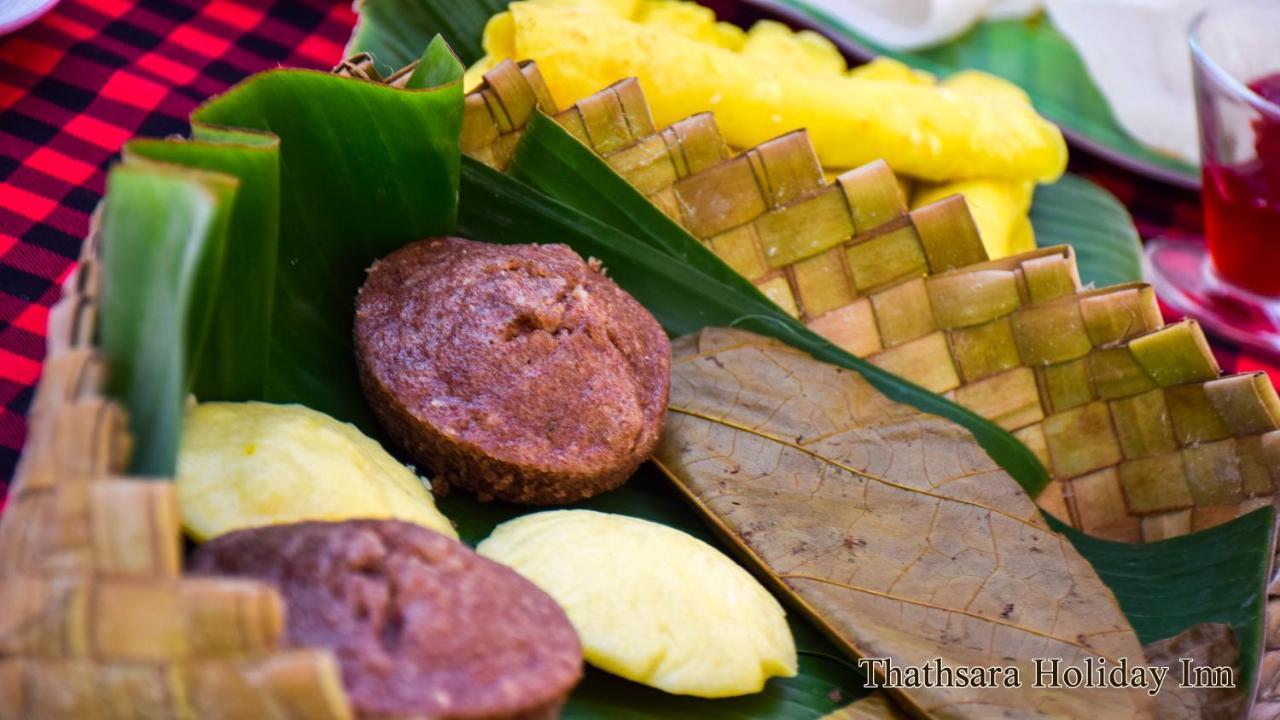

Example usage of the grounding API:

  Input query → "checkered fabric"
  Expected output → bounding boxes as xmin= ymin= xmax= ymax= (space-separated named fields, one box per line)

xmin=0 ymin=0 xmax=353 ymax=490
xmin=0 ymin=0 xmax=1275 ymax=497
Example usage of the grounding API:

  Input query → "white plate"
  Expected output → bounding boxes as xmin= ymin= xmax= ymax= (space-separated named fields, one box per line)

xmin=0 ymin=0 xmax=60 ymax=35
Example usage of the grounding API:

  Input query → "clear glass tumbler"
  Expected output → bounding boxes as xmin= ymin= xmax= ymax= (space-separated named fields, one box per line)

xmin=1195 ymin=1 xmax=1280 ymax=296
xmin=1144 ymin=1 xmax=1280 ymax=354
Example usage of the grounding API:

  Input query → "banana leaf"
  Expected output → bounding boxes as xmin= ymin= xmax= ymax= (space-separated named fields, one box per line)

xmin=1031 ymin=174 xmax=1142 ymax=288
xmin=189 ymin=60 xmax=463 ymax=430
xmin=123 ymin=131 xmax=280 ymax=402
xmin=349 ymin=0 xmax=506 ymax=72
xmin=99 ymin=162 xmax=234 ymax=476
xmin=95 ymin=37 xmax=1271 ymax=718
xmin=1051 ymin=510 xmax=1275 ymax=691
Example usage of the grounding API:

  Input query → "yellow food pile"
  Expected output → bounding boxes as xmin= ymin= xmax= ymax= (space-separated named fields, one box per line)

xmin=468 ymin=0 xmax=1066 ymax=258
xmin=177 ymin=401 xmax=456 ymax=541
xmin=478 ymin=510 xmax=798 ymax=697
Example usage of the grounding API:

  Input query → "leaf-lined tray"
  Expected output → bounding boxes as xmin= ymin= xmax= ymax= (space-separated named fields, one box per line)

xmin=13 ymin=110 xmax=1266 ymax=715
xmin=0 ymin=5 xmax=1265 ymax=720
xmin=737 ymin=0 xmax=1201 ymax=188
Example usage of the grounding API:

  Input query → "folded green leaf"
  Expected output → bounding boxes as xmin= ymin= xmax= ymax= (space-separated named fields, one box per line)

xmin=189 ymin=65 xmax=464 ymax=430
xmin=100 ymin=163 xmax=235 ymax=476
xmin=408 ymin=34 xmax=466 ymax=89
xmin=124 ymin=131 xmax=280 ymax=402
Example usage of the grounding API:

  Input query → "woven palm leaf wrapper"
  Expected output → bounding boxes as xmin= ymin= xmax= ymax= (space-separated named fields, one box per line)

xmin=449 ymin=58 xmax=1280 ymax=714
xmin=0 ymin=222 xmax=353 ymax=719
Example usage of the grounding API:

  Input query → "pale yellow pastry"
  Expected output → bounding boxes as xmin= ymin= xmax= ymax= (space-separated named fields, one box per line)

xmin=478 ymin=509 xmax=797 ymax=698
xmin=177 ymin=401 xmax=455 ymax=541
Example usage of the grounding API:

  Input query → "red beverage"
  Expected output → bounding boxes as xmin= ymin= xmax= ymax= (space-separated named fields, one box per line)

xmin=1145 ymin=3 xmax=1280 ymax=357
xmin=1202 ymin=73 xmax=1280 ymax=297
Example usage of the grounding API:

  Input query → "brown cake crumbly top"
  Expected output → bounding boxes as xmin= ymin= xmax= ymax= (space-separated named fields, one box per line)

xmin=191 ymin=520 xmax=583 ymax=720
xmin=354 ymin=237 xmax=670 ymax=503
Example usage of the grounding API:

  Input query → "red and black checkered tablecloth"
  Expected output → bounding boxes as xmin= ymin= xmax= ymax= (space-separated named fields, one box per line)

xmin=0 ymin=0 xmax=353 ymax=487
xmin=0 ymin=0 xmax=1275 ymax=494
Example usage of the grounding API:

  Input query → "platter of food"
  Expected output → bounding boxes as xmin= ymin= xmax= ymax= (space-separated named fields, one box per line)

xmin=4 ymin=1 xmax=1280 ymax=718
xmin=732 ymin=0 xmax=1205 ymax=188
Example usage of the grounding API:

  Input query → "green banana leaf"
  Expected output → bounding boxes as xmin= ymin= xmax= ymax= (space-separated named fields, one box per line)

xmin=349 ymin=0 xmax=506 ymax=72
xmin=123 ymin=131 xmax=280 ymax=402
xmin=1051 ymin=510 xmax=1275 ymax=691
xmin=1031 ymin=174 xmax=1143 ymax=288
xmin=95 ymin=33 xmax=1269 ymax=718
xmin=763 ymin=0 xmax=1200 ymax=187
xmin=408 ymin=35 xmax=467 ymax=88
xmin=189 ymin=62 xmax=464 ymax=431
xmin=99 ymin=162 xmax=234 ymax=476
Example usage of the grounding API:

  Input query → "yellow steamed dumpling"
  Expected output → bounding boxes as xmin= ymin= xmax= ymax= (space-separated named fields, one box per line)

xmin=177 ymin=401 xmax=456 ymax=541
xmin=477 ymin=509 xmax=797 ymax=698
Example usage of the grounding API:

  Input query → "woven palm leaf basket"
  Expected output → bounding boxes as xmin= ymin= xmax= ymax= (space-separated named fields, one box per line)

xmin=0 ymin=222 xmax=353 ymax=718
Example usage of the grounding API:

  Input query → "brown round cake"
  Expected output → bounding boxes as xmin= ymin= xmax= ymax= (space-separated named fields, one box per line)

xmin=190 ymin=520 xmax=583 ymax=720
xmin=354 ymin=237 xmax=671 ymax=505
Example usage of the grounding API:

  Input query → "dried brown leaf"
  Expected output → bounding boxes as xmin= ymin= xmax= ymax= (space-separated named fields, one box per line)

xmin=655 ymin=328 xmax=1153 ymax=718
xmin=1143 ymin=623 xmax=1245 ymax=720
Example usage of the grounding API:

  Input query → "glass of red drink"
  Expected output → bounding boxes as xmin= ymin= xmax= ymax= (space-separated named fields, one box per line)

xmin=1145 ymin=1 xmax=1280 ymax=355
